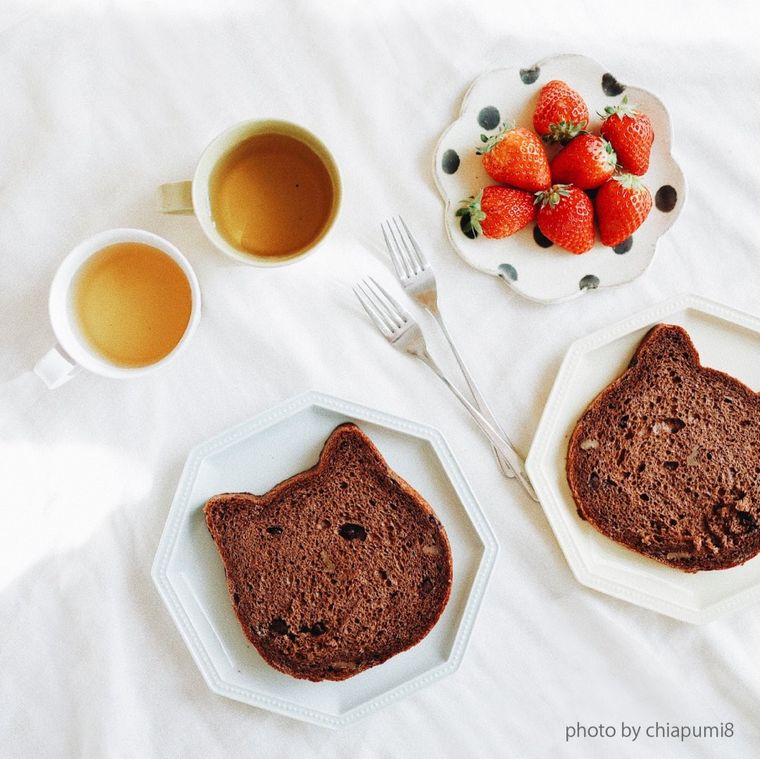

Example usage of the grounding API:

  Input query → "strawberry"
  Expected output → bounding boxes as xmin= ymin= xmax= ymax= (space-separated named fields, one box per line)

xmin=599 ymin=96 xmax=654 ymax=175
xmin=550 ymin=134 xmax=617 ymax=189
xmin=535 ymin=184 xmax=595 ymax=254
xmin=456 ymin=186 xmax=536 ymax=239
xmin=477 ymin=123 xmax=551 ymax=192
xmin=595 ymin=173 xmax=653 ymax=247
xmin=533 ymin=80 xmax=589 ymax=144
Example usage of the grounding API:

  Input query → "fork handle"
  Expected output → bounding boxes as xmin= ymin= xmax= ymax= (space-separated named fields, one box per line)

xmin=415 ymin=351 xmax=538 ymax=502
xmin=430 ymin=309 xmax=516 ymax=479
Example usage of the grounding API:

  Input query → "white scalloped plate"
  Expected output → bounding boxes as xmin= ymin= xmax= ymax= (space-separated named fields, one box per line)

xmin=433 ymin=53 xmax=686 ymax=304
xmin=152 ymin=391 xmax=498 ymax=727
xmin=526 ymin=295 xmax=760 ymax=622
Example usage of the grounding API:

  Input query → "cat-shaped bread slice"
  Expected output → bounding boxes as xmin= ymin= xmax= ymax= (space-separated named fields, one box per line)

xmin=567 ymin=324 xmax=759 ymax=572
xmin=205 ymin=423 xmax=452 ymax=680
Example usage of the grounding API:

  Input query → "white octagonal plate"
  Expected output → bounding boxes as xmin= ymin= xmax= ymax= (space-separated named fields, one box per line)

xmin=434 ymin=53 xmax=686 ymax=303
xmin=526 ymin=294 xmax=760 ymax=623
xmin=152 ymin=391 xmax=498 ymax=727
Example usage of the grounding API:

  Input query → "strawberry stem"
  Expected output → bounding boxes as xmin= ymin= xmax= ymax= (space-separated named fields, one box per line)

xmin=534 ymin=184 xmax=572 ymax=209
xmin=600 ymin=94 xmax=639 ymax=121
xmin=543 ymin=119 xmax=588 ymax=145
xmin=456 ymin=190 xmax=487 ymax=237
xmin=476 ymin=121 xmax=516 ymax=155
xmin=613 ymin=173 xmax=644 ymax=191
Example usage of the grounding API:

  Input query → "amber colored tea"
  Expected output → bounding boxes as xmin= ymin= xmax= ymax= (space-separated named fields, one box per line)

xmin=209 ymin=132 xmax=336 ymax=259
xmin=72 ymin=242 xmax=193 ymax=367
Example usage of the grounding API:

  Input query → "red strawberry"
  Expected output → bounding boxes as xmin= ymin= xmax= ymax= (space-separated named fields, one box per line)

xmin=456 ymin=186 xmax=536 ymax=239
xmin=599 ymin=96 xmax=654 ymax=175
xmin=550 ymin=134 xmax=617 ymax=189
xmin=533 ymin=80 xmax=589 ymax=144
xmin=595 ymin=173 xmax=653 ymax=247
xmin=535 ymin=184 xmax=595 ymax=254
xmin=477 ymin=123 xmax=551 ymax=192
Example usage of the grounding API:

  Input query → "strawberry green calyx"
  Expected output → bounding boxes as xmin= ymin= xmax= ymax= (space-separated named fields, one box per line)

xmin=601 ymin=138 xmax=619 ymax=171
xmin=543 ymin=119 xmax=588 ymax=145
xmin=613 ymin=173 xmax=644 ymax=191
xmin=456 ymin=190 xmax=487 ymax=237
xmin=534 ymin=183 xmax=572 ymax=209
xmin=476 ymin=121 xmax=516 ymax=155
xmin=601 ymin=95 xmax=639 ymax=121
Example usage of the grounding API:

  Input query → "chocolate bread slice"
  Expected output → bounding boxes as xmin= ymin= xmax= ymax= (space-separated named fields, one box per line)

xmin=567 ymin=324 xmax=760 ymax=572
xmin=204 ymin=423 xmax=452 ymax=681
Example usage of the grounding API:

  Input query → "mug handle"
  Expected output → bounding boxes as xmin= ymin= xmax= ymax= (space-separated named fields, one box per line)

xmin=159 ymin=181 xmax=194 ymax=214
xmin=34 ymin=345 xmax=81 ymax=389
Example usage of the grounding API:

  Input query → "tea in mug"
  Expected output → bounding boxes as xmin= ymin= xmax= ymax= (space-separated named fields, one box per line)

xmin=72 ymin=242 xmax=193 ymax=367
xmin=209 ymin=132 xmax=336 ymax=259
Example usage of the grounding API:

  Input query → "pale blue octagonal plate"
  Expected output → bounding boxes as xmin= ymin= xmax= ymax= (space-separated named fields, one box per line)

xmin=152 ymin=391 xmax=498 ymax=727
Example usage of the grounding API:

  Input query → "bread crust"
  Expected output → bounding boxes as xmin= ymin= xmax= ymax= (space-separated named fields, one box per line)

xmin=566 ymin=324 xmax=760 ymax=572
xmin=204 ymin=423 xmax=453 ymax=680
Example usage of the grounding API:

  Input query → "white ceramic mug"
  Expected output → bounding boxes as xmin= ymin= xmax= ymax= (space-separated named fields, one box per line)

xmin=158 ymin=119 xmax=342 ymax=266
xmin=34 ymin=228 xmax=202 ymax=389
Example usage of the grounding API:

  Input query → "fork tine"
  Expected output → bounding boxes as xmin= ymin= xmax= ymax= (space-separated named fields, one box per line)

xmin=363 ymin=284 xmax=402 ymax=330
xmin=361 ymin=280 xmax=404 ymax=331
xmin=353 ymin=283 xmax=394 ymax=337
xmin=388 ymin=216 xmax=419 ymax=276
xmin=397 ymin=216 xmax=429 ymax=271
xmin=381 ymin=220 xmax=411 ymax=280
xmin=366 ymin=276 xmax=411 ymax=325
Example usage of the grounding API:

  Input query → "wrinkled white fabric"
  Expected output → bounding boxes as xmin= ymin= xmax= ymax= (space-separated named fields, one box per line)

xmin=1 ymin=1 xmax=759 ymax=757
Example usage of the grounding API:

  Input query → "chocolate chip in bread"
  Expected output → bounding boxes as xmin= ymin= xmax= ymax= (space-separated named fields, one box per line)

xmin=567 ymin=324 xmax=759 ymax=572
xmin=204 ymin=423 xmax=453 ymax=680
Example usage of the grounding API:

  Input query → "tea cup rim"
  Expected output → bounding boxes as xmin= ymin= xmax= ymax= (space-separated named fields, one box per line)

xmin=190 ymin=118 xmax=342 ymax=267
xmin=49 ymin=228 xmax=201 ymax=378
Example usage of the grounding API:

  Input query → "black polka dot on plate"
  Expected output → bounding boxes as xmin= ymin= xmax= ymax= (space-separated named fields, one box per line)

xmin=441 ymin=149 xmax=460 ymax=175
xmin=478 ymin=106 xmax=500 ymax=131
xmin=533 ymin=225 xmax=554 ymax=248
xmin=602 ymin=73 xmax=626 ymax=96
xmin=580 ymin=274 xmax=600 ymax=290
xmin=460 ymin=213 xmax=477 ymax=239
xmin=498 ymin=263 xmax=518 ymax=281
xmin=655 ymin=185 xmax=678 ymax=212
xmin=519 ymin=66 xmax=540 ymax=85
xmin=612 ymin=237 xmax=633 ymax=254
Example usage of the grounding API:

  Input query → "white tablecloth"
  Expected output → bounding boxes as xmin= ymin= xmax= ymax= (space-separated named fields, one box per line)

xmin=2 ymin=1 xmax=759 ymax=757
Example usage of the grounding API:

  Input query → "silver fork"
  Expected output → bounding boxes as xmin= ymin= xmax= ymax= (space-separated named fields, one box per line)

xmin=382 ymin=216 xmax=516 ymax=479
xmin=354 ymin=276 xmax=538 ymax=502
